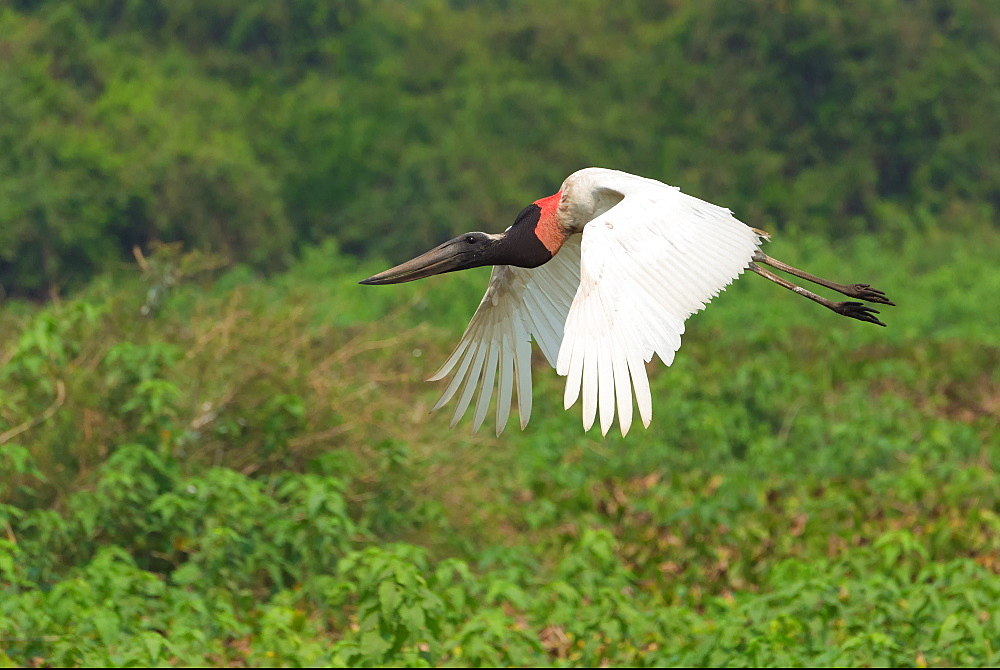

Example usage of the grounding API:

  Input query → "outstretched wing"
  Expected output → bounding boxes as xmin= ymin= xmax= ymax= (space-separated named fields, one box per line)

xmin=428 ymin=235 xmax=582 ymax=435
xmin=556 ymin=173 xmax=765 ymax=436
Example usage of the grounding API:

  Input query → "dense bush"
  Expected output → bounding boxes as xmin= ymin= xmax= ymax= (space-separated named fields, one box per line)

xmin=1 ymin=229 xmax=999 ymax=665
xmin=2 ymin=1 xmax=998 ymax=295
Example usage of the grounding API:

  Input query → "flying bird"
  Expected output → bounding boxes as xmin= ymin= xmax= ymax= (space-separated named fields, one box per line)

xmin=360 ymin=168 xmax=894 ymax=437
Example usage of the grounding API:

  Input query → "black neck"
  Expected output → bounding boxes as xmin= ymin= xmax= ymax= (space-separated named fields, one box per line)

xmin=493 ymin=204 xmax=553 ymax=268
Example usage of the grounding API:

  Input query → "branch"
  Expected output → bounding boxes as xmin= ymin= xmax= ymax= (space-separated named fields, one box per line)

xmin=0 ymin=379 xmax=66 ymax=445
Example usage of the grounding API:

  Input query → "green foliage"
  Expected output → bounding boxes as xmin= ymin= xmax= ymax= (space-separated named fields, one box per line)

xmin=1 ymin=1 xmax=999 ymax=665
xmin=1 ymin=1 xmax=998 ymax=295
xmin=331 ymin=545 xmax=444 ymax=666
xmin=2 ymin=226 xmax=999 ymax=665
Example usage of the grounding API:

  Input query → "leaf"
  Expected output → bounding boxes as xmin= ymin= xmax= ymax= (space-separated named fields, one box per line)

xmin=378 ymin=579 xmax=401 ymax=621
xmin=358 ymin=630 xmax=390 ymax=663
xmin=398 ymin=603 xmax=426 ymax=634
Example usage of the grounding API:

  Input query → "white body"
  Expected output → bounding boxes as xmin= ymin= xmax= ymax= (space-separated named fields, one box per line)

xmin=430 ymin=168 xmax=767 ymax=437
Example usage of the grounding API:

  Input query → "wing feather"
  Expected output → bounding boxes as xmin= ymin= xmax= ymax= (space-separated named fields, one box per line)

xmin=495 ymin=331 xmax=514 ymax=432
xmin=581 ymin=297 xmax=599 ymax=431
xmin=473 ymin=339 xmax=500 ymax=433
xmin=561 ymin=312 xmax=585 ymax=412
xmin=611 ymin=332 xmax=633 ymax=435
xmin=555 ymin=170 xmax=764 ymax=435
xmin=432 ymin=337 xmax=479 ymax=410
xmin=429 ymin=242 xmax=581 ymax=435
xmin=451 ymin=337 xmax=488 ymax=427
xmin=513 ymin=332 xmax=533 ymax=429
xmin=597 ymin=323 xmax=615 ymax=436
xmin=428 ymin=337 xmax=472 ymax=382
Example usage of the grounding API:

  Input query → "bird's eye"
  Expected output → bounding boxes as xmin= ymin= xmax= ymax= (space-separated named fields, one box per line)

xmin=465 ymin=236 xmax=477 ymax=244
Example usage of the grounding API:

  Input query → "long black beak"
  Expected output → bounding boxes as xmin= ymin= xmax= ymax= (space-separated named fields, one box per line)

xmin=359 ymin=238 xmax=473 ymax=285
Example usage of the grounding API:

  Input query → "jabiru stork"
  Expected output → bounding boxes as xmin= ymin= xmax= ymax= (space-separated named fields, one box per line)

xmin=361 ymin=168 xmax=894 ymax=437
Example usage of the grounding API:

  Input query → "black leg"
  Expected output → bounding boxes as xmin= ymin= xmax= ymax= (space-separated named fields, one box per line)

xmin=752 ymin=251 xmax=896 ymax=306
xmin=748 ymin=262 xmax=888 ymax=327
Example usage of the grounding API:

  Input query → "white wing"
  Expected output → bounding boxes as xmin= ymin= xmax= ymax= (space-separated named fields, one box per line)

xmin=556 ymin=171 xmax=765 ymax=436
xmin=428 ymin=235 xmax=582 ymax=435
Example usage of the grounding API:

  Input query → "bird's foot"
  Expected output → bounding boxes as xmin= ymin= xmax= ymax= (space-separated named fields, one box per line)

xmin=834 ymin=301 xmax=886 ymax=327
xmin=845 ymin=283 xmax=895 ymax=306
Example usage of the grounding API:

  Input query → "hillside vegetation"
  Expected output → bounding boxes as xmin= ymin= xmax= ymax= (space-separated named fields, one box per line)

xmin=1 ymin=0 xmax=997 ymax=296
xmin=2 ymin=0 xmax=999 ymax=667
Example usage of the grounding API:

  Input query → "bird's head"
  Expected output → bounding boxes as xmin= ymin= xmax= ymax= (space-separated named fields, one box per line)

xmin=359 ymin=232 xmax=503 ymax=285
xmin=360 ymin=191 xmax=565 ymax=285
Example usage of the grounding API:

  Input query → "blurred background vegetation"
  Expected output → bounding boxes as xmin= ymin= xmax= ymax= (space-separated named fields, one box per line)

xmin=2 ymin=0 xmax=997 ymax=297
xmin=1 ymin=0 xmax=999 ymax=666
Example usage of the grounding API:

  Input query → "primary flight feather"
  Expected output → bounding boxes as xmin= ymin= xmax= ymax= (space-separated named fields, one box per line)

xmin=361 ymin=168 xmax=894 ymax=436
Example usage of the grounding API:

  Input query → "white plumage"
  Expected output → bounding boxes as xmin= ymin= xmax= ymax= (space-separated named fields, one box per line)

xmin=429 ymin=168 xmax=765 ymax=437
